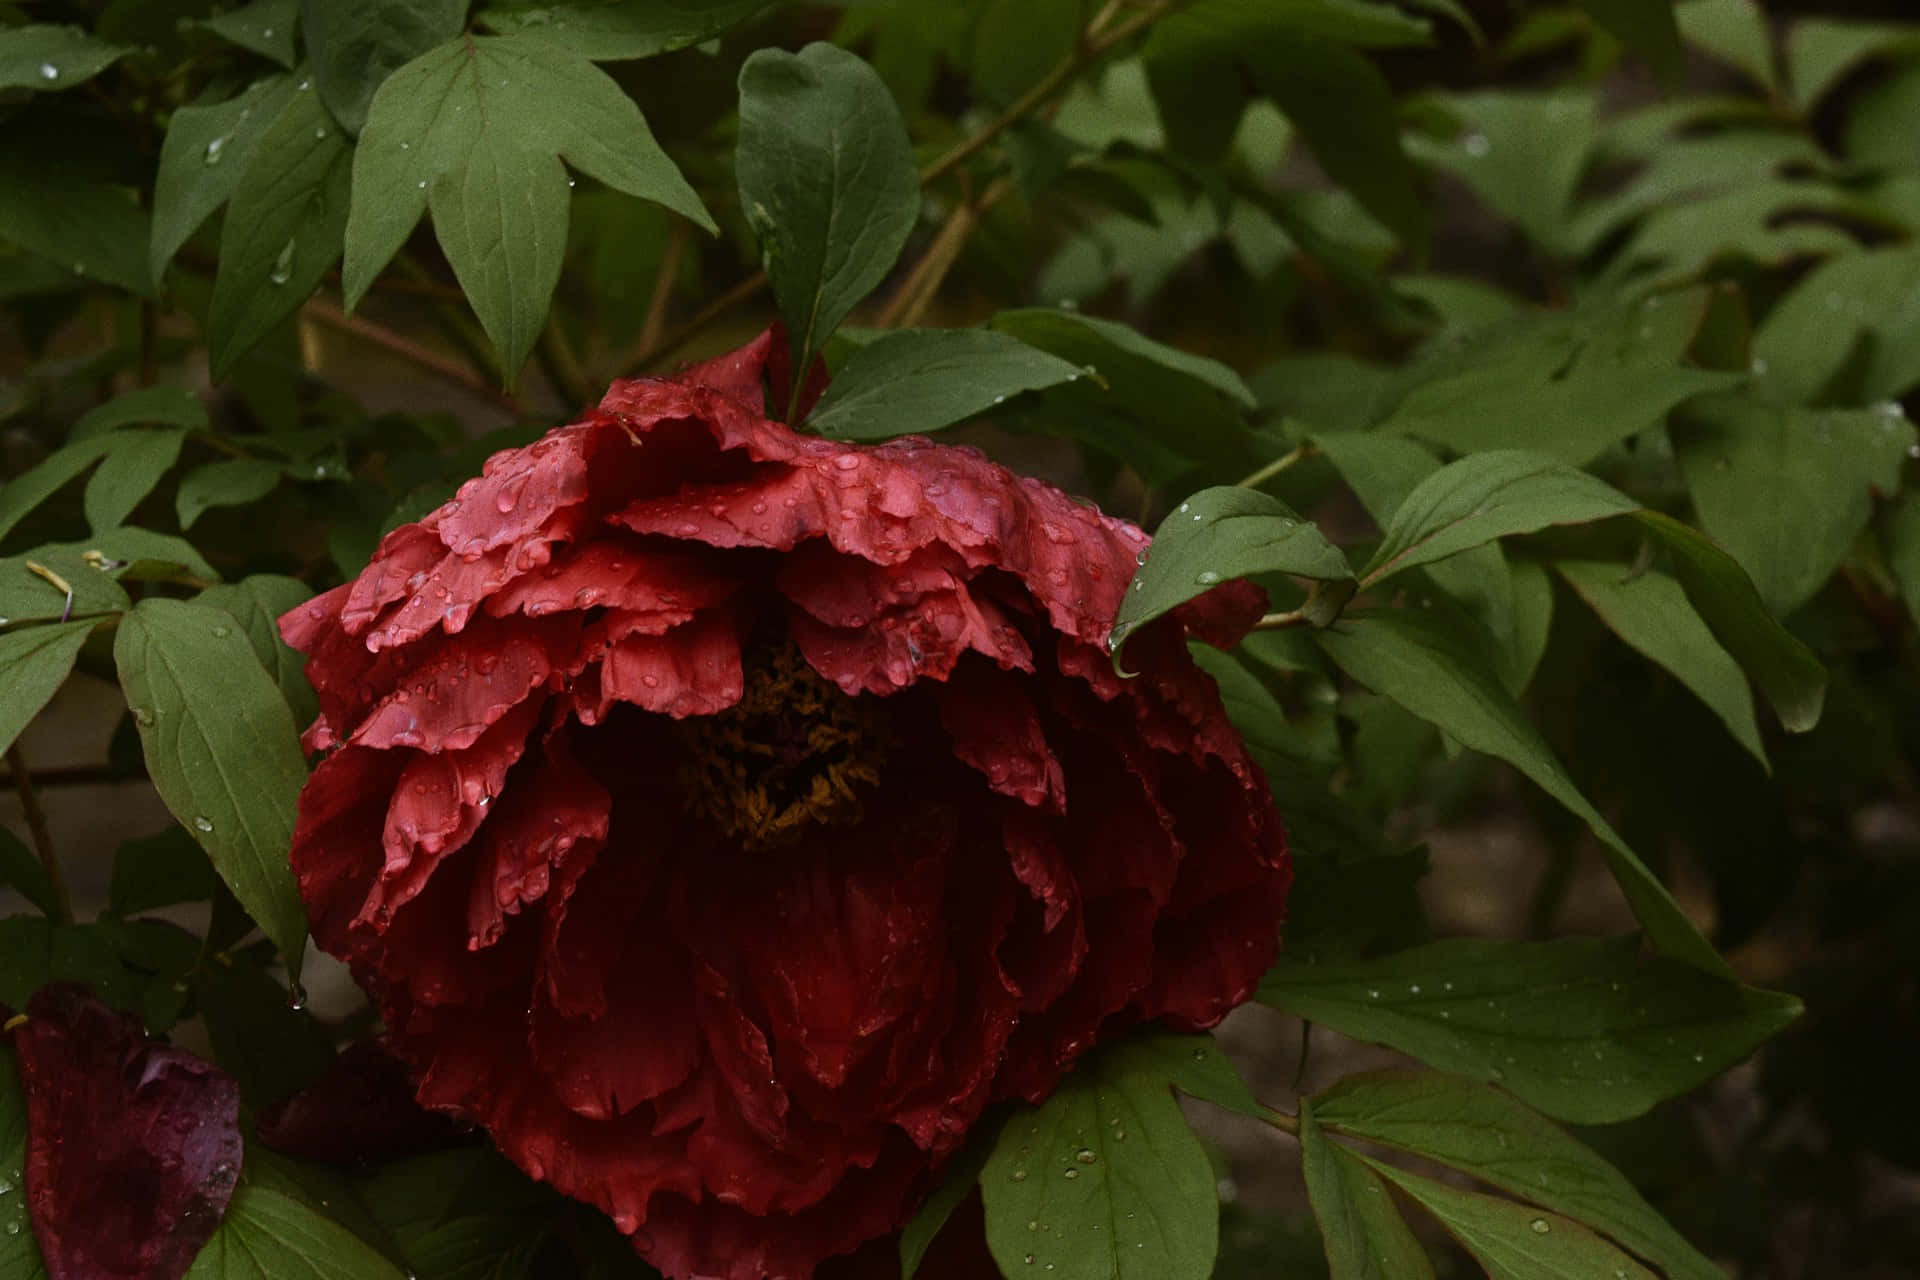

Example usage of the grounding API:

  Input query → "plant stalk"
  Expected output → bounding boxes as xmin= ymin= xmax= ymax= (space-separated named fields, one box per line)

xmin=4 ymin=744 xmax=73 ymax=925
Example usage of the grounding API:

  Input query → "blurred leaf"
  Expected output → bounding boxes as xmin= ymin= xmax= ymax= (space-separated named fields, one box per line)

xmin=1299 ymin=1098 xmax=1435 ymax=1280
xmin=114 ymin=599 xmax=310 ymax=982
xmin=900 ymin=1134 xmax=992 ymax=1280
xmin=0 ymin=1036 xmax=45 ymax=1279
xmin=83 ymin=430 xmax=187 ymax=532
xmin=808 ymin=328 xmax=1084 ymax=440
xmin=151 ymin=76 xmax=300 ymax=281
xmin=208 ymin=83 xmax=353 ymax=376
xmin=109 ymin=825 xmax=221 ymax=917
xmin=736 ymin=42 xmax=918 ymax=399
xmin=1364 ymin=1160 xmax=1658 ymax=1279
xmin=196 ymin=574 xmax=319 ymax=729
xmin=1884 ymin=487 xmax=1920 ymax=629
xmin=1846 ymin=61 xmax=1920 ymax=174
xmin=177 ymin=460 xmax=286 ymax=529
xmin=0 ymin=125 xmax=153 ymax=297
xmin=1672 ymin=395 xmax=1912 ymax=617
xmin=0 ymin=24 xmax=127 ymax=92
xmin=1556 ymin=559 xmax=1766 ymax=769
xmin=202 ymin=0 xmax=299 ymax=67
xmin=1113 ymin=488 xmax=1353 ymax=648
xmin=1753 ymin=243 xmax=1920 ymax=405
xmin=1604 ymin=179 xmax=1879 ymax=287
xmin=0 ymin=618 xmax=94 ymax=759
xmin=1570 ymin=129 xmax=1825 ymax=256
xmin=0 ymin=827 xmax=58 ymax=918
xmin=185 ymin=1182 xmax=408 ymax=1280
xmin=0 ymin=917 xmax=139 ymax=1013
xmin=1260 ymin=936 xmax=1800 ymax=1123
xmin=71 ymin=386 xmax=210 ymax=440
xmin=1191 ymin=643 xmax=1339 ymax=773
xmin=1315 ymin=608 xmax=1725 ymax=973
xmin=1786 ymin=18 xmax=1920 ymax=112
xmin=345 ymin=33 xmax=712 ymax=377
xmin=481 ymin=0 xmax=770 ymax=59
xmin=1360 ymin=451 xmax=1641 ymax=586
xmin=971 ymin=0 xmax=1080 ymax=105
xmin=1574 ymin=0 xmax=1682 ymax=82
xmin=980 ymin=1034 xmax=1224 ymax=1280
xmin=1407 ymin=91 xmax=1594 ymax=256
xmin=300 ymin=0 xmax=467 ymax=135
xmin=1313 ymin=1071 xmax=1721 ymax=1280
xmin=195 ymin=960 xmax=335 ymax=1106
xmin=1676 ymin=0 xmax=1776 ymax=91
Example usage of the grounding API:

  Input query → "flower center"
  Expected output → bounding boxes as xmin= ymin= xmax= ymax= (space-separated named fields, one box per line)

xmin=676 ymin=636 xmax=888 ymax=849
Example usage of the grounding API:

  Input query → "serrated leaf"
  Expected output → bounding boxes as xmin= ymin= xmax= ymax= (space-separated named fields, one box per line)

xmin=1359 ymin=451 xmax=1640 ymax=587
xmin=1299 ymin=1098 xmax=1434 ymax=1280
xmin=177 ymin=460 xmax=287 ymax=529
xmin=0 ymin=827 xmax=60 ymax=918
xmin=1313 ymin=608 xmax=1724 ymax=974
xmin=114 ymin=599 xmax=309 ymax=982
xmin=345 ymin=34 xmax=712 ymax=378
xmin=1112 ymin=487 xmax=1353 ymax=648
xmin=300 ymin=0 xmax=467 ymax=135
xmin=202 ymin=0 xmax=299 ymax=68
xmin=1555 ymin=559 xmax=1767 ymax=769
xmin=900 ymin=1135 xmax=993 ymax=1280
xmin=1364 ymin=1159 xmax=1658 ymax=1280
xmin=83 ymin=429 xmax=187 ymax=533
xmin=150 ymin=76 xmax=300 ymax=281
xmin=196 ymin=575 xmax=319 ymax=729
xmin=0 ymin=1038 xmax=49 ymax=1280
xmin=807 ymin=328 xmax=1084 ymax=440
xmin=737 ymin=42 xmax=918 ymax=399
xmin=71 ymin=386 xmax=211 ymax=440
xmin=0 ymin=128 xmax=153 ymax=297
xmin=185 ymin=1182 xmax=408 ymax=1280
xmin=980 ymin=1036 xmax=1219 ymax=1280
xmin=209 ymin=84 xmax=353 ymax=376
xmin=1672 ymin=395 xmax=1913 ymax=617
xmin=1312 ymin=1071 xmax=1720 ymax=1280
xmin=1261 ymin=936 xmax=1800 ymax=1123
xmin=0 ymin=24 xmax=127 ymax=92
xmin=482 ymin=0 xmax=772 ymax=60
xmin=0 ymin=619 xmax=95 ymax=758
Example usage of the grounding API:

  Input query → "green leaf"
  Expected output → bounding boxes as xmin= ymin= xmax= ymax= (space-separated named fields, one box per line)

xmin=1004 ymin=309 xmax=1256 ymax=408
xmin=807 ymin=328 xmax=1084 ymax=440
xmin=1752 ymin=243 xmax=1920 ymax=406
xmin=177 ymin=460 xmax=287 ymax=529
xmin=1299 ymin=1097 xmax=1435 ymax=1280
xmin=84 ymin=528 xmax=222 ymax=585
xmin=1314 ymin=608 xmax=1725 ymax=974
xmin=1112 ymin=488 xmax=1353 ymax=649
xmin=195 ymin=960 xmax=335 ymax=1106
xmin=971 ymin=0 xmax=1082 ymax=105
xmin=1555 ymin=559 xmax=1767 ymax=769
xmin=0 ymin=1037 xmax=49 ymax=1280
xmin=185 ymin=1182 xmax=408 ymax=1280
xmin=480 ymin=0 xmax=770 ymax=60
xmin=0 ymin=127 xmax=154 ymax=297
xmin=202 ymin=0 xmax=300 ymax=67
xmin=1363 ymin=1159 xmax=1658 ymax=1280
xmin=345 ymin=34 xmax=712 ymax=378
xmin=0 ymin=436 xmax=117 ymax=547
xmin=300 ymin=0 xmax=467 ymax=135
xmin=1312 ymin=1071 xmax=1720 ymax=1280
xmin=83 ymin=430 xmax=188 ymax=532
xmin=1573 ymin=0 xmax=1683 ymax=82
xmin=0 ymin=24 xmax=128 ymax=92
xmin=196 ymin=575 xmax=320 ymax=729
xmin=150 ymin=76 xmax=300 ymax=281
xmin=1885 ymin=488 xmax=1920 ymax=630
xmin=208 ymin=83 xmax=353 ymax=376
xmin=1676 ymin=0 xmax=1776 ymax=92
xmin=1406 ymin=91 xmax=1595 ymax=257
xmin=1672 ymin=395 xmax=1913 ymax=617
xmin=1359 ymin=451 xmax=1641 ymax=587
xmin=114 ymin=599 xmax=310 ymax=981
xmin=1630 ymin=510 xmax=1826 ymax=732
xmin=736 ymin=41 xmax=918 ymax=394
xmin=0 ymin=619 xmax=95 ymax=758
xmin=980 ymin=1036 xmax=1221 ymax=1280
xmin=0 ymin=546 xmax=132 ymax=623
xmin=109 ymin=826 xmax=221 ymax=917
xmin=1787 ymin=19 xmax=1920 ymax=112
xmin=1260 ymin=936 xmax=1800 ymax=1123
xmin=0 ymin=827 xmax=59 ymax=919
xmin=900 ymin=1135 xmax=993 ymax=1280
xmin=0 ymin=917 xmax=140 ymax=1014
xmin=72 ymin=386 xmax=211 ymax=440
xmin=397 ymin=1218 xmax=546 ymax=1279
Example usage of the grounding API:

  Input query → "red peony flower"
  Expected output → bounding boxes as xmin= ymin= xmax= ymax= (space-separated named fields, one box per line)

xmin=280 ymin=329 xmax=1289 ymax=1280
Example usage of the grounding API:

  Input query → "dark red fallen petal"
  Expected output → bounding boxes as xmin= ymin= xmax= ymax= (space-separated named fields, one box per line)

xmin=255 ymin=1041 xmax=464 ymax=1167
xmin=12 ymin=983 xmax=242 ymax=1280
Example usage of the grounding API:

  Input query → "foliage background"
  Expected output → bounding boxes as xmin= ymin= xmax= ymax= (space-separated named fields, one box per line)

xmin=2 ymin=0 xmax=1920 ymax=1276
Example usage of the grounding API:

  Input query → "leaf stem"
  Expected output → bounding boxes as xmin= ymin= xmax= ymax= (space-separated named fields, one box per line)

xmin=1236 ymin=443 xmax=1317 ymax=489
xmin=621 ymin=270 xmax=770 ymax=375
xmin=635 ymin=218 xmax=693 ymax=369
xmin=4 ymin=744 xmax=73 ymax=925
xmin=303 ymin=298 xmax=525 ymax=414
xmin=875 ymin=176 xmax=1014 ymax=330
xmin=1261 ymin=1106 xmax=1301 ymax=1137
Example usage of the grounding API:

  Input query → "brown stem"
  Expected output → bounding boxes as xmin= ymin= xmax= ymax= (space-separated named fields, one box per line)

xmin=303 ymin=298 xmax=525 ymax=414
xmin=536 ymin=322 xmax=593 ymax=412
xmin=619 ymin=271 xmax=769 ymax=376
xmin=876 ymin=176 xmax=1013 ymax=330
xmin=4 ymin=745 xmax=73 ymax=925
xmin=635 ymin=219 xmax=693 ymax=367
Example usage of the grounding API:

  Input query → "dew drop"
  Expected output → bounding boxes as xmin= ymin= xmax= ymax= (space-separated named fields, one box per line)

xmin=1062 ymin=1169 xmax=1078 ymax=1179
xmin=193 ymin=816 xmax=214 ymax=833
xmin=211 ymin=625 xmax=232 ymax=638
xmin=1009 ymin=1170 xmax=1028 ymax=1183
xmin=1529 ymin=1218 xmax=1550 ymax=1235
xmin=38 ymin=63 xmax=57 ymax=80
xmin=1073 ymin=1148 xmax=1096 ymax=1165
xmin=286 ymin=982 xmax=308 ymax=1011
xmin=314 ymin=126 xmax=328 ymax=140
xmin=133 ymin=707 xmax=155 ymax=726
xmin=1196 ymin=570 xmax=1221 ymax=585
xmin=1022 ymin=1255 xmax=1035 ymax=1266
xmin=269 ymin=238 xmax=296 ymax=286
xmin=1462 ymin=132 xmax=1490 ymax=157
xmin=204 ymin=136 xmax=227 ymax=165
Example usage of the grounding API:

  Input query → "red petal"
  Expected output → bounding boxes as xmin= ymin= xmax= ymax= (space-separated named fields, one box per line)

xmin=937 ymin=666 xmax=1065 ymax=811
xmin=14 ymin=984 xmax=242 ymax=1280
xmin=589 ymin=610 xmax=744 ymax=721
xmin=351 ymin=620 xmax=572 ymax=752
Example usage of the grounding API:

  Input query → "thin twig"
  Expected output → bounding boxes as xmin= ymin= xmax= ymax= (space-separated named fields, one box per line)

xmin=4 ymin=745 xmax=73 ymax=925
xmin=536 ymin=322 xmax=593 ymax=412
xmin=635 ymin=219 xmax=693 ymax=365
xmin=875 ymin=177 xmax=1010 ymax=330
xmin=1237 ymin=442 xmax=1317 ymax=489
xmin=303 ymin=298 xmax=525 ymax=414
xmin=619 ymin=271 xmax=769 ymax=376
